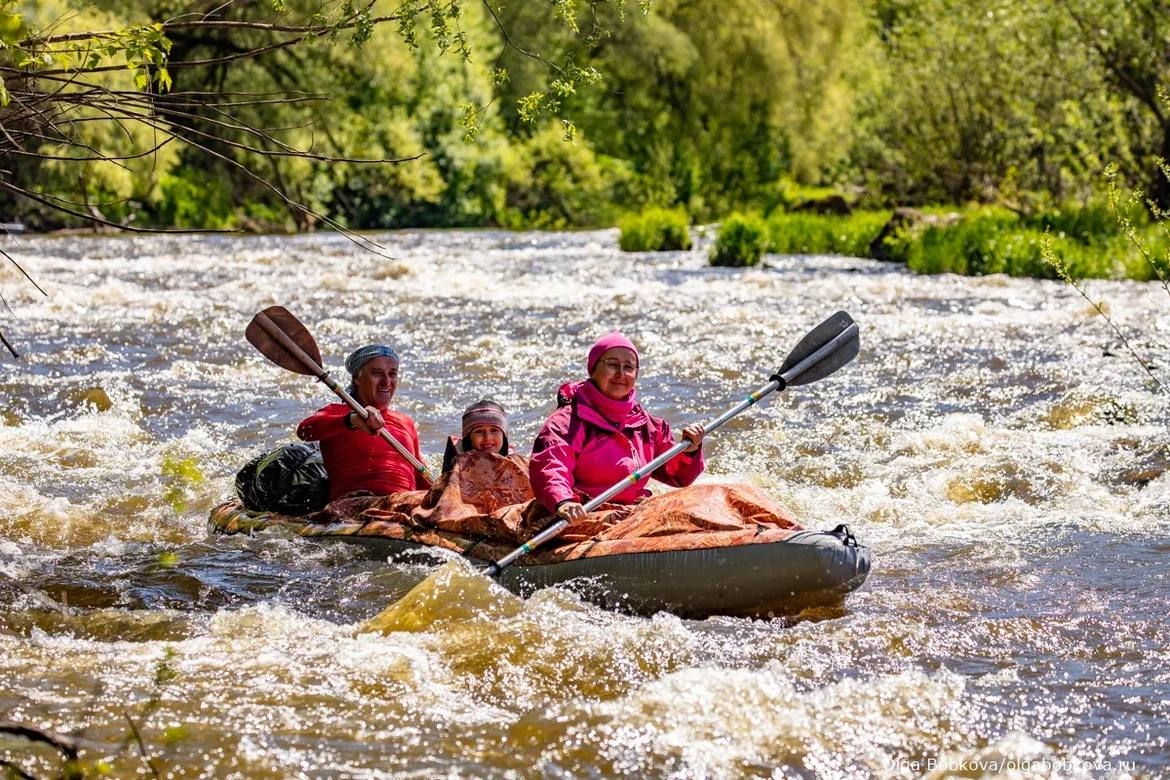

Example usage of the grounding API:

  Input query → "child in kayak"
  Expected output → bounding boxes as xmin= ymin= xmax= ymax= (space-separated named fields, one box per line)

xmin=441 ymin=399 xmax=512 ymax=473
xmin=412 ymin=398 xmax=534 ymax=539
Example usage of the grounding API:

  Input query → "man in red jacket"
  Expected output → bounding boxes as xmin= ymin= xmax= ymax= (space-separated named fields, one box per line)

xmin=297 ymin=344 xmax=429 ymax=500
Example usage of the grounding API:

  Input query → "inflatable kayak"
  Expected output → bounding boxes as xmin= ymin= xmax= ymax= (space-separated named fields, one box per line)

xmin=209 ymin=490 xmax=871 ymax=619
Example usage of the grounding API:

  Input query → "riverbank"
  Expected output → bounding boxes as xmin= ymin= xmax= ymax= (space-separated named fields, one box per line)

xmin=620 ymin=200 xmax=1170 ymax=281
xmin=11 ymin=195 xmax=1169 ymax=283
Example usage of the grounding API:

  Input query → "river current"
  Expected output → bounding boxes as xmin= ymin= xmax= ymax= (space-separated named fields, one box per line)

xmin=1 ymin=229 xmax=1167 ymax=778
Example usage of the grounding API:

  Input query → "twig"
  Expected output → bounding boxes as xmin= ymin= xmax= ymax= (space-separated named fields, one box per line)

xmin=27 ymin=11 xmax=402 ymax=48
xmin=0 ymin=722 xmax=79 ymax=759
xmin=123 ymin=714 xmax=163 ymax=780
xmin=0 ymin=248 xmax=48 ymax=297
xmin=0 ymin=329 xmax=17 ymax=359
xmin=1041 ymin=230 xmax=1167 ymax=394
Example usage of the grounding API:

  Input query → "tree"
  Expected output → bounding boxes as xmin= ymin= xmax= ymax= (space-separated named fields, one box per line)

xmin=492 ymin=0 xmax=874 ymax=219
xmin=0 ymin=0 xmax=633 ymax=228
xmin=0 ymin=0 xmax=631 ymax=354
xmin=856 ymin=0 xmax=1116 ymax=207
xmin=1058 ymin=0 xmax=1170 ymax=211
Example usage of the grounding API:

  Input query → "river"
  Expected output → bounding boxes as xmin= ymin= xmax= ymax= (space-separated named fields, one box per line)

xmin=1 ymin=229 xmax=1167 ymax=778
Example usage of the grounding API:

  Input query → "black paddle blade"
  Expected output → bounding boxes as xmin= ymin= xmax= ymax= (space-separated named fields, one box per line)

xmin=245 ymin=305 xmax=324 ymax=376
xmin=776 ymin=310 xmax=859 ymax=387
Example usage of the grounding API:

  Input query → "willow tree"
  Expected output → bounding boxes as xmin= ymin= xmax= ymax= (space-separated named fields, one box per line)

xmin=855 ymin=0 xmax=1118 ymax=207
xmin=492 ymin=0 xmax=875 ymax=219
xmin=0 ymin=0 xmax=622 ymax=230
xmin=0 ymin=0 xmax=633 ymax=355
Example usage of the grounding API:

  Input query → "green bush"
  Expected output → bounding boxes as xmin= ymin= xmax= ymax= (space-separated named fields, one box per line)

xmin=499 ymin=123 xmax=630 ymax=229
xmin=903 ymin=211 xmax=1118 ymax=279
xmin=156 ymin=171 xmax=233 ymax=229
xmin=239 ymin=200 xmax=295 ymax=232
xmin=710 ymin=213 xmax=768 ymax=267
xmin=765 ymin=211 xmax=890 ymax=256
xmin=618 ymin=207 xmax=693 ymax=251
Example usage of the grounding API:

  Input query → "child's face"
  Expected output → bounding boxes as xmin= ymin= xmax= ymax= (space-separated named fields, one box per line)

xmin=468 ymin=424 xmax=504 ymax=453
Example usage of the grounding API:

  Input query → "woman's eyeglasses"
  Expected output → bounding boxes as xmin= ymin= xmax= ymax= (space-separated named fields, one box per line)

xmin=599 ymin=359 xmax=638 ymax=375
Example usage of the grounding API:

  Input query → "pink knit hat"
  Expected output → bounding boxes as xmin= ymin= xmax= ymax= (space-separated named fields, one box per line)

xmin=587 ymin=331 xmax=640 ymax=373
xmin=461 ymin=399 xmax=508 ymax=438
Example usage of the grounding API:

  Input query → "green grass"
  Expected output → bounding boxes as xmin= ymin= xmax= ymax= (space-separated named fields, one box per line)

xmin=703 ymin=197 xmax=1168 ymax=280
xmin=618 ymin=207 xmax=693 ymax=251
xmin=883 ymin=207 xmax=1168 ymax=279
xmin=765 ymin=211 xmax=890 ymax=256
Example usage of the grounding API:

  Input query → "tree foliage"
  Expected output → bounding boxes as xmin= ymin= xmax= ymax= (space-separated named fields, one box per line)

xmin=1057 ymin=0 xmax=1170 ymax=209
xmin=0 ymin=0 xmax=637 ymax=355
xmin=492 ymin=0 xmax=873 ymax=220
xmin=856 ymin=0 xmax=1105 ymax=206
xmin=3 ymin=0 xmax=1170 ymax=233
xmin=0 ymin=0 xmax=624 ymax=233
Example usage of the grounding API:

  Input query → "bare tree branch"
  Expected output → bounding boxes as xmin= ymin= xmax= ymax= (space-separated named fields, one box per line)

xmin=0 ymin=247 xmax=48 ymax=297
xmin=0 ymin=329 xmax=18 ymax=359
xmin=124 ymin=714 xmax=163 ymax=780
xmin=0 ymin=178 xmax=233 ymax=233
xmin=0 ymin=721 xmax=80 ymax=761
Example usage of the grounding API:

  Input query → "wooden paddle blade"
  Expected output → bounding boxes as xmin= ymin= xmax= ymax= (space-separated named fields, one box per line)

xmin=245 ymin=305 xmax=324 ymax=376
xmin=777 ymin=310 xmax=859 ymax=386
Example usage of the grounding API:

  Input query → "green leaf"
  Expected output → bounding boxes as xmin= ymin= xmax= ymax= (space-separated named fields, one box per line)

xmin=0 ymin=10 xmax=24 ymax=44
xmin=517 ymin=91 xmax=545 ymax=122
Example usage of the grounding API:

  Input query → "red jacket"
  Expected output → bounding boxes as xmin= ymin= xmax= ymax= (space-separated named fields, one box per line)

xmin=297 ymin=403 xmax=428 ymax=499
xmin=529 ymin=380 xmax=704 ymax=512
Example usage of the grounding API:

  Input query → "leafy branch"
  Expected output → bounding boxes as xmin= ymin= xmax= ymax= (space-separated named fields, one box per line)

xmin=1041 ymin=162 xmax=1169 ymax=394
xmin=1 ymin=0 xmax=629 ymax=356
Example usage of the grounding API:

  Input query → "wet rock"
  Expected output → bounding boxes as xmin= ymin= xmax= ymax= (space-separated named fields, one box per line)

xmin=1100 ymin=436 xmax=1170 ymax=488
xmin=65 ymin=387 xmax=113 ymax=411
xmin=868 ymin=207 xmax=960 ymax=262
xmin=792 ymin=194 xmax=851 ymax=216
xmin=1043 ymin=395 xmax=1138 ymax=429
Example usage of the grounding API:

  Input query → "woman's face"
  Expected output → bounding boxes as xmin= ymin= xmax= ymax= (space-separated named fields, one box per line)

xmin=468 ymin=424 xmax=505 ymax=453
xmin=590 ymin=347 xmax=639 ymax=400
xmin=354 ymin=357 xmax=398 ymax=408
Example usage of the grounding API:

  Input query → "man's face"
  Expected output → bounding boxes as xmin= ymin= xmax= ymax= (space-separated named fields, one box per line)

xmin=354 ymin=356 xmax=398 ymax=408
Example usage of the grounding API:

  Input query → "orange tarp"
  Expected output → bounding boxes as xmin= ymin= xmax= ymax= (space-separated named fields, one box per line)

xmin=213 ymin=451 xmax=803 ymax=562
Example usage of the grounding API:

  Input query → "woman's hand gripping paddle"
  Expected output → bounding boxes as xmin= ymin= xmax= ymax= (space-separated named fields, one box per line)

xmin=481 ymin=310 xmax=860 ymax=576
xmin=245 ymin=305 xmax=436 ymax=485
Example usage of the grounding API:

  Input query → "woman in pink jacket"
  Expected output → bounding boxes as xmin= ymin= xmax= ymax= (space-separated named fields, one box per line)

xmin=530 ymin=332 xmax=706 ymax=522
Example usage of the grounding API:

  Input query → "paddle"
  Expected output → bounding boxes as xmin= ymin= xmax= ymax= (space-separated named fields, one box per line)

xmin=245 ymin=305 xmax=437 ymax=484
xmin=482 ymin=310 xmax=860 ymax=576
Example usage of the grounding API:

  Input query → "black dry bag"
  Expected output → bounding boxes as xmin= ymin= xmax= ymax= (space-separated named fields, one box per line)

xmin=234 ymin=442 xmax=330 ymax=514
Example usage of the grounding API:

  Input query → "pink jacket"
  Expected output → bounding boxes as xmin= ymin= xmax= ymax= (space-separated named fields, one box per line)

xmin=530 ymin=380 xmax=704 ymax=512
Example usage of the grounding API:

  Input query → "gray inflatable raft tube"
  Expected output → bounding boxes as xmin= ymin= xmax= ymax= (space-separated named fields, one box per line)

xmin=330 ymin=526 xmax=871 ymax=619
